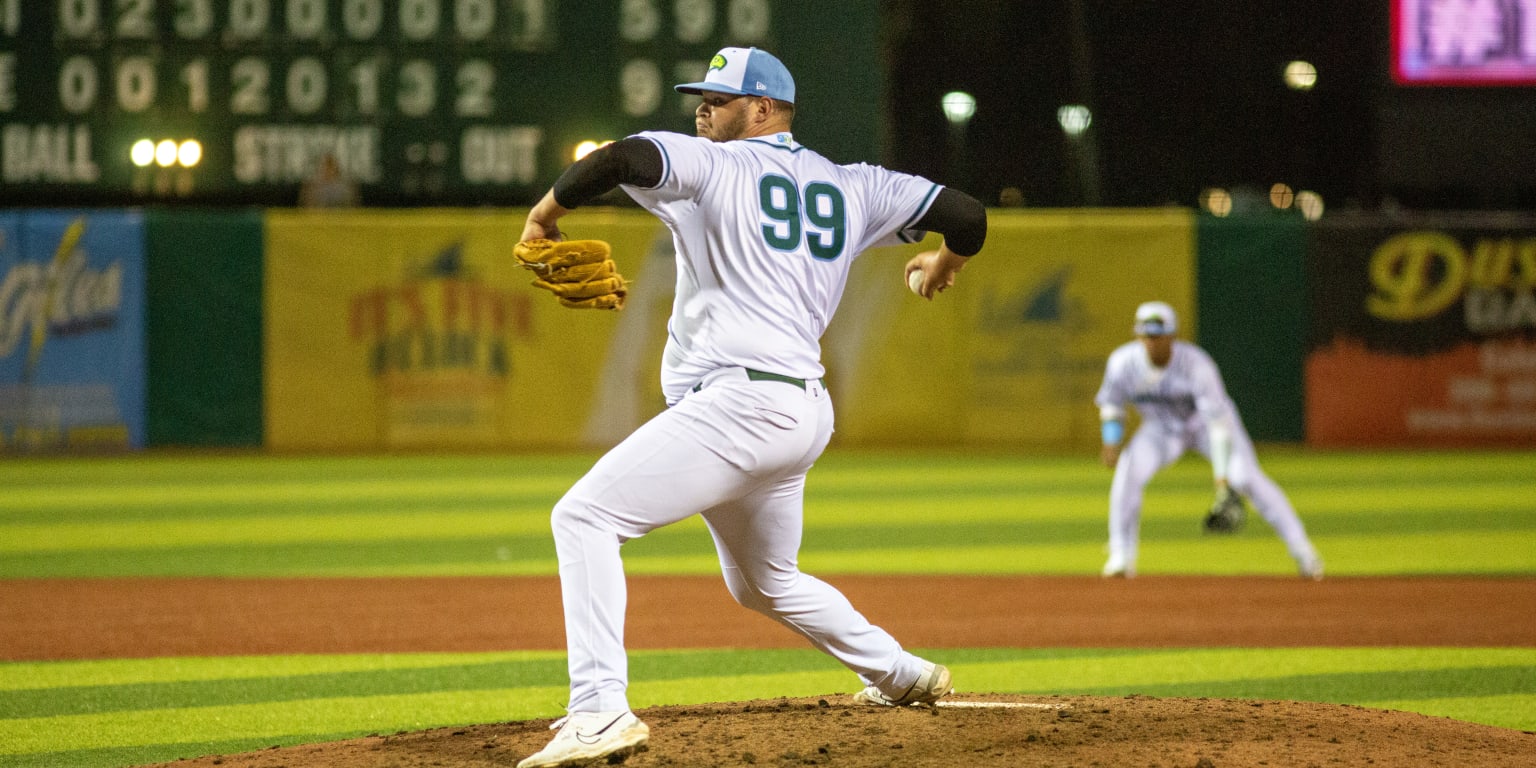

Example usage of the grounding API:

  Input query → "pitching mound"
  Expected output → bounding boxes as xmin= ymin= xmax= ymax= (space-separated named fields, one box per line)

xmin=148 ymin=693 xmax=1534 ymax=768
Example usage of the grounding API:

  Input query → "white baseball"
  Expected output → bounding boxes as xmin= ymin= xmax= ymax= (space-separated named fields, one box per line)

xmin=907 ymin=270 xmax=924 ymax=295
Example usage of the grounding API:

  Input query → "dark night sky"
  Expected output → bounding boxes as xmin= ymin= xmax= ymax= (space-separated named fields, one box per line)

xmin=884 ymin=1 xmax=1533 ymax=211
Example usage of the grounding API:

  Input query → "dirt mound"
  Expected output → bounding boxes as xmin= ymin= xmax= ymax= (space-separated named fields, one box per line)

xmin=147 ymin=693 xmax=1535 ymax=768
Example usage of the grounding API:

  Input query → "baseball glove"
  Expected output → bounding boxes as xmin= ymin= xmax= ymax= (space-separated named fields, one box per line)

xmin=513 ymin=238 xmax=628 ymax=310
xmin=1202 ymin=487 xmax=1248 ymax=534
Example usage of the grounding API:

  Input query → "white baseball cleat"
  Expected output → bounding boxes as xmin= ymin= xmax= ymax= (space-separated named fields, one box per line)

xmin=1101 ymin=554 xmax=1136 ymax=579
xmin=853 ymin=662 xmax=954 ymax=707
xmin=516 ymin=710 xmax=649 ymax=768
xmin=1298 ymin=556 xmax=1325 ymax=581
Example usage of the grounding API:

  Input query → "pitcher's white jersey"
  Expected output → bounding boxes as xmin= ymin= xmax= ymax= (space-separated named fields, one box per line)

xmin=1094 ymin=339 xmax=1239 ymax=436
xmin=623 ymin=130 xmax=940 ymax=403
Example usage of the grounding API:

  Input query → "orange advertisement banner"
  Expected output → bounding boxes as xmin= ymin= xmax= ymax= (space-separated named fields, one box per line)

xmin=1307 ymin=338 xmax=1536 ymax=446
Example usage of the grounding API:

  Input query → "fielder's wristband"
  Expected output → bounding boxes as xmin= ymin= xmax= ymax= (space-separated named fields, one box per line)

xmin=1101 ymin=420 xmax=1123 ymax=445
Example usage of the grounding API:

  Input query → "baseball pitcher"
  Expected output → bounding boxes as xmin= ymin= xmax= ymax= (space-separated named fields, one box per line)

xmin=515 ymin=47 xmax=988 ymax=768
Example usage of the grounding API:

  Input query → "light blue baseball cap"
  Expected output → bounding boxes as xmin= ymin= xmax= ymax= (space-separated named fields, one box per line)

xmin=675 ymin=47 xmax=796 ymax=104
xmin=1133 ymin=301 xmax=1178 ymax=336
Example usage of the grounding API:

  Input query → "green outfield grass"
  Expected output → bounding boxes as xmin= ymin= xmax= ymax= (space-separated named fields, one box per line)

xmin=1 ymin=448 xmax=1533 ymax=767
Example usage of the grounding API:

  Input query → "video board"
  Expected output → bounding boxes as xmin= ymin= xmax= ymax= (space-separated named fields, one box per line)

xmin=1392 ymin=0 xmax=1536 ymax=85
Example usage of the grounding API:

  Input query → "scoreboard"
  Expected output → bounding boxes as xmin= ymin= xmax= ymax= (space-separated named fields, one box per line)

xmin=0 ymin=0 xmax=879 ymax=206
xmin=1392 ymin=0 xmax=1536 ymax=85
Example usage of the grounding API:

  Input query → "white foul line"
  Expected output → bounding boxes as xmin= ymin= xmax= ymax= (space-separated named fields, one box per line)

xmin=936 ymin=700 xmax=1068 ymax=710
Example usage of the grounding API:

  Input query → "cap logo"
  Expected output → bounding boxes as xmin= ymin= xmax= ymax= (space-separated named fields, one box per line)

xmin=709 ymin=53 xmax=727 ymax=70
xmin=754 ymin=81 xmax=768 ymax=92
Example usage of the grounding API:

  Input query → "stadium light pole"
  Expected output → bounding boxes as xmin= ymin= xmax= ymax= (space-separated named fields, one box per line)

xmin=1064 ymin=0 xmax=1102 ymax=206
xmin=941 ymin=90 xmax=976 ymax=197
xmin=1058 ymin=104 xmax=1100 ymax=207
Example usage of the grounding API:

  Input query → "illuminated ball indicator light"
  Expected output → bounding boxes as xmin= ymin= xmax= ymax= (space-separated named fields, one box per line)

xmin=155 ymin=140 xmax=179 ymax=167
xmin=177 ymin=140 xmax=202 ymax=167
xmin=130 ymin=138 xmax=204 ymax=168
xmin=130 ymin=139 xmax=156 ymax=167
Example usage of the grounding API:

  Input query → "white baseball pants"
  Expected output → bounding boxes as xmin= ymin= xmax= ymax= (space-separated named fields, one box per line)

xmin=1108 ymin=423 xmax=1318 ymax=569
xmin=551 ymin=367 xmax=927 ymax=713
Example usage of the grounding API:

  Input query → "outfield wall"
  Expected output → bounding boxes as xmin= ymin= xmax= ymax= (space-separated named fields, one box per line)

xmin=4 ymin=207 xmax=1533 ymax=454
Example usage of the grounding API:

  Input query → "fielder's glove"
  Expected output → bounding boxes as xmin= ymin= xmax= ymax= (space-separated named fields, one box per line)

xmin=513 ymin=238 xmax=628 ymax=310
xmin=1202 ymin=487 xmax=1247 ymax=534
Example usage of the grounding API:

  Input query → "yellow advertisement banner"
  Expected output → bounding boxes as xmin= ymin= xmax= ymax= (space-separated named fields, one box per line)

xmin=827 ymin=208 xmax=1196 ymax=451
xmin=264 ymin=209 xmax=667 ymax=451
xmin=265 ymin=207 xmax=1194 ymax=453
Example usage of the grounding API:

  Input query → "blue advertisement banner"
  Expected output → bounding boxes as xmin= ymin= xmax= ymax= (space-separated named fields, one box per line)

xmin=0 ymin=210 xmax=145 ymax=452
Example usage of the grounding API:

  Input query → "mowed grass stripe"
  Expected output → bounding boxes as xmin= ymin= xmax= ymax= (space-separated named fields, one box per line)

xmin=0 ymin=454 xmax=592 ymax=488
xmin=4 ymin=495 xmax=1531 ymax=556
xmin=949 ymin=647 xmax=1536 ymax=693
xmin=6 ymin=647 xmax=1525 ymax=696
xmin=1255 ymin=448 xmax=1536 ymax=480
xmin=0 ymin=687 xmax=572 ymax=756
xmin=0 ymin=510 xmax=556 ymax=554
xmin=1368 ymin=694 xmax=1536 ymax=735
xmin=7 ymin=529 xmax=1523 ymax=578
xmin=0 ymin=493 xmax=565 ymax=525
xmin=7 ymin=452 xmax=1531 ymax=552
xmin=2 ymin=648 xmax=1533 ymax=758
xmin=1070 ymin=665 xmax=1536 ymax=702
xmin=5 ymin=450 xmax=1527 ymax=492
xmin=0 ymin=736 xmax=365 ymax=768
xmin=1137 ymin=531 xmax=1536 ymax=574
xmin=0 ymin=542 xmax=559 ymax=578
xmin=0 ymin=652 xmax=566 ymax=692
xmin=4 ymin=517 xmax=1532 ymax=578
xmin=0 ymin=477 xmax=570 ymax=514
xmin=0 ymin=649 xmax=850 ymax=718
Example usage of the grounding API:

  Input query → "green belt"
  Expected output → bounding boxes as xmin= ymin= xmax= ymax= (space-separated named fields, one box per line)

xmin=745 ymin=369 xmax=824 ymax=389
xmin=693 ymin=368 xmax=825 ymax=392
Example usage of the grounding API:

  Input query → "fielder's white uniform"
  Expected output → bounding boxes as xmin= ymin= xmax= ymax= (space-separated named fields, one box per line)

xmin=553 ymin=129 xmax=941 ymax=714
xmin=1094 ymin=338 xmax=1321 ymax=576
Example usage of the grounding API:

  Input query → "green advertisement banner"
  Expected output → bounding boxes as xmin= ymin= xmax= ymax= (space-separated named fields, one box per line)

xmin=1196 ymin=214 xmax=1307 ymax=442
xmin=145 ymin=209 xmax=265 ymax=447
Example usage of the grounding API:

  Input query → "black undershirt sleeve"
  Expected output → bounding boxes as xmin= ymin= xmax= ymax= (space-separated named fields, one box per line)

xmin=554 ymin=140 xmax=985 ymax=256
xmin=911 ymin=186 xmax=987 ymax=256
xmin=551 ymin=137 xmax=665 ymax=209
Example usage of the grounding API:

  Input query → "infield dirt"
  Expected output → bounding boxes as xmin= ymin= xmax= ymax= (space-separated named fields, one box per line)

xmin=5 ymin=574 xmax=1534 ymax=767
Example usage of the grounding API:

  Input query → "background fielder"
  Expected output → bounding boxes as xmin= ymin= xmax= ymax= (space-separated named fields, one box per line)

xmin=514 ymin=47 xmax=988 ymax=768
xmin=1096 ymin=301 xmax=1323 ymax=580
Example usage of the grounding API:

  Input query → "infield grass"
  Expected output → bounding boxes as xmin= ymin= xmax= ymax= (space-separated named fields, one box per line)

xmin=1 ymin=448 xmax=1533 ymax=767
